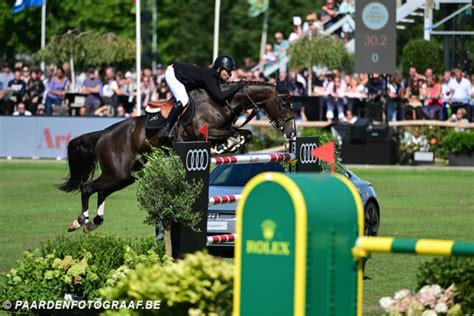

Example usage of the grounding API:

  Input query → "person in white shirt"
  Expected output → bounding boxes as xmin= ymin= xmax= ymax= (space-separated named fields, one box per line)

xmin=101 ymin=67 xmax=119 ymax=109
xmin=13 ymin=102 xmax=32 ymax=116
xmin=440 ymin=70 xmax=452 ymax=120
xmin=448 ymin=69 xmax=472 ymax=121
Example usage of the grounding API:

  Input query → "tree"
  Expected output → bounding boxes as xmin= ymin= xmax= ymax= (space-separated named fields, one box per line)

xmin=35 ymin=30 xmax=135 ymax=87
xmin=133 ymin=148 xmax=203 ymax=257
xmin=401 ymin=38 xmax=443 ymax=77
xmin=289 ymin=35 xmax=352 ymax=95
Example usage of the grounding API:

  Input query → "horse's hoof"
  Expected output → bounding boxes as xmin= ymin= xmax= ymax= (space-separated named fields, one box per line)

xmin=83 ymin=222 xmax=96 ymax=234
xmin=68 ymin=220 xmax=82 ymax=232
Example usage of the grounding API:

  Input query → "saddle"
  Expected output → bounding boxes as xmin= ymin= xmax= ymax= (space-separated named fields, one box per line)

xmin=145 ymin=97 xmax=194 ymax=130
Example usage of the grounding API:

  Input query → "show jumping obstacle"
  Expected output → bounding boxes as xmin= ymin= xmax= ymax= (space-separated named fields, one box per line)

xmin=208 ymin=194 xmax=242 ymax=206
xmin=171 ymin=137 xmax=320 ymax=258
xmin=206 ymin=233 xmax=237 ymax=245
xmin=233 ymin=172 xmax=474 ymax=316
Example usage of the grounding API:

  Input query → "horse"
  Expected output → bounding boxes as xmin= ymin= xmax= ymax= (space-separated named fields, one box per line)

xmin=59 ymin=78 xmax=296 ymax=233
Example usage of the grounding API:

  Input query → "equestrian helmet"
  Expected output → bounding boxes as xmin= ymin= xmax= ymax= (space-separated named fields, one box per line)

xmin=212 ymin=55 xmax=236 ymax=72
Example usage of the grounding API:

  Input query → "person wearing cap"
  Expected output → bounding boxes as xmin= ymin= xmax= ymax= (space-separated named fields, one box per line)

xmin=158 ymin=54 xmax=245 ymax=138
xmin=156 ymin=64 xmax=165 ymax=86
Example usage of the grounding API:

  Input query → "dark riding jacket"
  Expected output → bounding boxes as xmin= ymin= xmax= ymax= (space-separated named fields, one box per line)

xmin=172 ymin=62 xmax=243 ymax=105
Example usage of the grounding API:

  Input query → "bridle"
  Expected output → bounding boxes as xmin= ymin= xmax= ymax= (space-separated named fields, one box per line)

xmin=239 ymin=84 xmax=295 ymax=132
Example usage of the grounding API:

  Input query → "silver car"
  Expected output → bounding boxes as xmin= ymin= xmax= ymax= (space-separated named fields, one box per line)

xmin=207 ymin=162 xmax=380 ymax=256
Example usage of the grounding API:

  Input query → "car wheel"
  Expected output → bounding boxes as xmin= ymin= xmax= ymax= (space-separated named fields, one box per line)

xmin=364 ymin=200 xmax=380 ymax=237
xmin=362 ymin=200 xmax=380 ymax=273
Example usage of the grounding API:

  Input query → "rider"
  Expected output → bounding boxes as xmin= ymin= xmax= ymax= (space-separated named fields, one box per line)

xmin=159 ymin=54 xmax=245 ymax=138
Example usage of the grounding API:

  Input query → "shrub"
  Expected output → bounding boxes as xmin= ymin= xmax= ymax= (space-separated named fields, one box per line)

xmin=441 ymin=131 xmax=474 ymax=154
xmin=0 ymin=234 xmax=164 ymax=303
xmin=0 ymin=251 xmax=101 ymax=303
xmin=133 ymin=147 xmax=203 ymax=257
xmin=417 ymin=257 xmax=474 ymax=313
xmin=101 ymin=251 xmax=234 ymax=316
xmin=401 ymin=38 xmax=443 ymax=77
xmin=41 ymin=234 xmax=164 ymax=284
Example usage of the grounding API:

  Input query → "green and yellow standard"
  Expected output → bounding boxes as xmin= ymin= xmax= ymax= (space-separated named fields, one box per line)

xmin=233 ymin=173 xmax=474 ymax=316
xmin=234 ymin=172 xmax=365 ymax=316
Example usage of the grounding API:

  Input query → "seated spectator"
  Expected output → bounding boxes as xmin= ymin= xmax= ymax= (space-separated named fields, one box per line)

xmin=325 ymin=75 xmax=347 ymax=121
xmin=448 ymin=107 xmax=469 ymax=131
xmin=101 ymin=67 xmax=119 ymax=111
xmin=25 ymin=69 xmax=45 ymax=114
xmin=387 ymin=75 xmax=402 ymax=121
xmin=260 ymin=44 xmax=277 ymax=72
xmin=21 ymin=66 xmax=31 ymax=84
xmin=116 ymin=105 xmax=130 ymax=118
xmin=422 ymin=75 xmax=442 ymax=120
xmin=77 ymin=106 xmax=87 ymax=117
xmin=6 ymin=70 xmax=27 ymax=115
xmin=303 ymin=13 xmax=323 ymax=36
xmin=82 ymin=68 xmax=102 ymax=116
xmin=404 ymin=79 xmax=424 ymax=120
xmin=320 ymin=0 xmax=339 ymax=29
xmin=13 ymin=102 xmax=32 ymax=116
xmin=289 ymin=17 xmax=303 ymax=43
xmin=36 ymin=104 xmax=45 ymax=116
xmin=45 ymin=67 xmax=69 ymax=116
xmin=448 ymin=68 xmax=472 ymax=121
xmin=342 ymin=108 xmax=357 ymax=124
xmin=156 ymin=81 xmax=172 ymax=102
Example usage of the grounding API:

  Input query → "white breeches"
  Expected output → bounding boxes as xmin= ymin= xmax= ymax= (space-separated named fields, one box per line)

xmin=165 ymin=65 xmax=189 ymax=106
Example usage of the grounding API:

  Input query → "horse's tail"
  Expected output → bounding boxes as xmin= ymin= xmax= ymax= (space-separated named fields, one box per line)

xmin=58 ymin=131 xmax=102 ymax=193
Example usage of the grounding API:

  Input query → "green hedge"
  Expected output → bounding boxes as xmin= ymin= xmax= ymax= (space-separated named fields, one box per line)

xmin=101 ymin=251 xmax=233 ymax=316
xmin=1 ymin=234 xmax=164 ymax=303
xmin=417 ymin=257 xmax=474 ymax=313
xmin=441 ymin=131 xmax=474 ymax=154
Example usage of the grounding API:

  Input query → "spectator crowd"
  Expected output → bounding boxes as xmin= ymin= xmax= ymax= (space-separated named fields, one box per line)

xmin=0 ymin=0 xmax=472 ymax=125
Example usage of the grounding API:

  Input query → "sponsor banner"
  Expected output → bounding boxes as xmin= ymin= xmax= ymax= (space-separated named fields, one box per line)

xmin=0 ymin=117 xmax=124 ymax=158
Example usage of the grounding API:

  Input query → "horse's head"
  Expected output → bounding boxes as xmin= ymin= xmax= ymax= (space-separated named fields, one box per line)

xmin=266 ymin=76 xmax=296 ymax=139
xmin=240 ymin=79 xmax=296 ymax=139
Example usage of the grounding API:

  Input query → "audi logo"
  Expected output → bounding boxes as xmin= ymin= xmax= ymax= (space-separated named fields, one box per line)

xmin=186 ymin=149 xmax=209 ymax=171
xmin=299 ymin=143 xmax=318 ymax=164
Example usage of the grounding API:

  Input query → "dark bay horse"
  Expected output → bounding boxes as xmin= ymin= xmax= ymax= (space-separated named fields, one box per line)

xmin=59 ymin=79 xmax=296 ymax=232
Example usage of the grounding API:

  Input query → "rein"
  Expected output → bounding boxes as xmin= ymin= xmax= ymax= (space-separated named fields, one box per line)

xmin=237 ymin=84 xmax=293 ymax=132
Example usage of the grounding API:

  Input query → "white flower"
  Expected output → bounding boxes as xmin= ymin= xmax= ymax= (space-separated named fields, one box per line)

xmin=379 ymin=297 xmax=395 ymax=311
xmin=394 ymin=289 xmax=411 ymax=300
xmin=431 ymin=284 xmax=443 ymax=296
xmin=422 ymin=310 xmax=437 ymax=316
xmin=435 ymin=302 xmax=448 ymax=313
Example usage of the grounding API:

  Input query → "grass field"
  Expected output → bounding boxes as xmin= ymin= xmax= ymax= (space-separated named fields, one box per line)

xmin=1 ymin=162 xmax=473 ymax=315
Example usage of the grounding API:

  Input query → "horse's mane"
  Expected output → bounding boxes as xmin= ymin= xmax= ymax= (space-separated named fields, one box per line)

xmin=223 ymin=81 xmax=275 ymax=87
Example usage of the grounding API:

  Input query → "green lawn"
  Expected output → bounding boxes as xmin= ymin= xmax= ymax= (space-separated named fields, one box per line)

xmin=0 ymin=162 xmax=473 ymax=315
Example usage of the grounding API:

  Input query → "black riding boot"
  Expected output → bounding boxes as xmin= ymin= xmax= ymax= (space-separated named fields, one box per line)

xmin=159 ymin=101 xmax=185 ymax=138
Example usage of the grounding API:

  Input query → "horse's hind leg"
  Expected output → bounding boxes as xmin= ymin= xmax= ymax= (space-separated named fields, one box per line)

xmin=68 ymin=180 xmax=100 ymax=232
xmin=83 ymin=175 xmax=135 ymax=232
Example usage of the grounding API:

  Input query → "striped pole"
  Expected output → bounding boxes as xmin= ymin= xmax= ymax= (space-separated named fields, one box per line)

xmin=356 ymin=236 xmax=474 ymax=257
xmin=209 ymin=194 xmax=242 ymax=206
xmin=211 ymin=153 xmax=296 ymax=165
xmin=207 ymin=234 xmax=237 ymax=245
